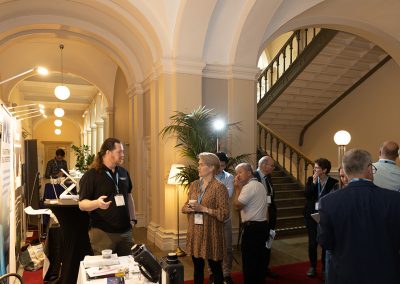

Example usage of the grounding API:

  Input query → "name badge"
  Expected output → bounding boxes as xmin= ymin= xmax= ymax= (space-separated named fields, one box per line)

xmin=267 ymin=195 xmax=272 ymax=204
xmin=115 ymin=194 xmax=125 ymax=207
xmin=194 ymin=213 xmax=203 ymax=225
xmin=315 ymin=202 xmax=319 ymax=211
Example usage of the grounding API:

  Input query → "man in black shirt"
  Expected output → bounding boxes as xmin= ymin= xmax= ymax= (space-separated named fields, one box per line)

xmin=79 ymin=138 xmax=137 ymax=256
xmin=45 ymin=148 xmax=68 ymax=179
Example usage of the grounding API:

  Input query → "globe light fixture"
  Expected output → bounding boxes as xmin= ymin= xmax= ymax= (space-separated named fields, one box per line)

xmin=54 ymin=107 xmax=65 ymax=118
xmin=54 ymin=129 xmax=61 ymax=135
xmin=54 ymin=119 xmax=63 ymax=127
xmin=54 ymin=44 xmax=70 ymax=101
xmin=334 ymin=130 xmax=351 ymax=146
xmin=333 ymin=130 xmax=351 ymax=169
xmin=212 ymin=119 xmax=226 ymax=152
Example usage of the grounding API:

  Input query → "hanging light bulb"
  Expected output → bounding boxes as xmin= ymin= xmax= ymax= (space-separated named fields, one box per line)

xmin=54 ymin=107 xmax=64 ymax=117
xmin=54 ymin=44 xmax=70 ymax=101
xmin=54 ymin=119 xmax=63 ymax=127
xmin=55 ymin=129 xmax=61 ymax=135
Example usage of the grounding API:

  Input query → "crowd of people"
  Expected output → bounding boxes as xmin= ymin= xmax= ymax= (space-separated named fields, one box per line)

xmin=74 ymin=137 xmax=400 ymax=284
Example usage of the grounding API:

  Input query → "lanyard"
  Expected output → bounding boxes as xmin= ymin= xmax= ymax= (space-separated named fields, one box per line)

xmin=198 ymin=179 xmax=207 ymax=204
xmin=105 ymin=170 xmax=119 ymax=194
xmin=379 ymin=159 xmax=396 ymax=165
xmin=318 ymin=177 xmax=328 ymax=198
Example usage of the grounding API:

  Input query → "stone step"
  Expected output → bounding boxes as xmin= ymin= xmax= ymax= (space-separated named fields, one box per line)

xmin=277 ymin=205 xmax=304 ymax=217
xmin=271 ymin=176 xmax=294 ymax=183
xmin=276 ymin=215 xmax=304 ymax=229
xmin=275 ymin=225 xmax=307 ymax=239
xmin=273 ymin=183 xmax=299 ymax=191
xmin=271 ymin=170 xmax=285 ymax=177
xmin=275 ymin=197 xmax=305 ymax=208
xmin=274 ymin=189 xmax=304 ymax=199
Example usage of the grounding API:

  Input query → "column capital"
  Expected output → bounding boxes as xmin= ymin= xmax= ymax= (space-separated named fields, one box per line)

xmin=203 ymin=64 xmax=260 ymax=80
xmin=127 ymin=83 xmax=144 ymax=99
xmin=91 ymin=125 xmax=97 ymax=130
xmin=153 ymin=57 xmax=206 ymax=76
xmin=95 ymin=120 xmax=104 ymax=127
xmin=104 ymin=107 xmax=113 ymax=114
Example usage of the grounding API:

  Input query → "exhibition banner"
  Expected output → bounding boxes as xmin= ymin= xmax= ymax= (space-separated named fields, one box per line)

xmin=0 ymin=105 xmax=13 ymax=275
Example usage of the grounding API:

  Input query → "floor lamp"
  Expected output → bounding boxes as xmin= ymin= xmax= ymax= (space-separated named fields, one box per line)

xmin=168 ymin=164 xmax=187 ymax=257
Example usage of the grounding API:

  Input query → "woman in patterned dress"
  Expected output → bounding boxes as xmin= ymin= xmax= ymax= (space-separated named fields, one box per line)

xmin=182 ymin=152 xmax=229 ymax=284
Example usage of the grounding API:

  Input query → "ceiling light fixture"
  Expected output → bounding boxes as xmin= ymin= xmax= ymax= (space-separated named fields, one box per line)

xmin=0 ymin=66 xmax=48 ymax=85
xmin=54 ymin=44 xmax=70 ymax=101
xmin=54 ymin=119 xmax=63 ymax=127
xmin=55 ymin=129 xmax=61 ymax=135
xmin=54 ymin=107 xmax=65 ymax=117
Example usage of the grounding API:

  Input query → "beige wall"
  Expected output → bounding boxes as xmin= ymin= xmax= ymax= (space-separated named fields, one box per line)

xmin=113 ymin=68 xmax=130 ymax=144
xmin=301 ymin=59 xmax=400 ymax=168
xmin=33 ymin=118 xmax=81 ymax=173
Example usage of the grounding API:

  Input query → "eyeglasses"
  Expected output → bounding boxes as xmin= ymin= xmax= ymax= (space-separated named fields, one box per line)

xmin=368 ymin=164 xmax=377 ymax=174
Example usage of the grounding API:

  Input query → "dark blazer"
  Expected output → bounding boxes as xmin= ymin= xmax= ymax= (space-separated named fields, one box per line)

xmin=318 ymin=180 xmax=400 ymax=284
xmin=253 ymin=170 xmax=277 ymax=228
xmin=304 ymin=176 xmax=338 ymax=218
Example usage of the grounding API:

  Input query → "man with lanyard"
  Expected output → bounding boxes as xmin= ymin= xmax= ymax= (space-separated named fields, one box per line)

xmin=45 ymin=148 xmax=68 ymax=179
xmin=318 ymin=149 xmax=400 ymax=284
xmin=79 ymin=138 xmax=137 ymax=256
xmin=233 ymin=163 xmax=268 ymax=284
xmin=208 ymin=152 xmax=234 ymax=284
xmin=372 ymin=141 xmax=400 ymax=191
xmin=253 ymin=156 xmax=278 ymax=279
xmin=304 ymin=158 xmax=337 ymax=278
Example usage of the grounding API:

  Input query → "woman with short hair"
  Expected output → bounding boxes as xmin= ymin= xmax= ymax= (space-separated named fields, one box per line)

xmin=304 ymin=158 xmax=338 ymax=279
xmin=182 ymin=152 xmax=229 ymax=284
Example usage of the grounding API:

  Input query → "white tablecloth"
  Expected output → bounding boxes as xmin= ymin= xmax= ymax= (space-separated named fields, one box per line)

xmin=76 ymin=255 xmax=153 ymax=284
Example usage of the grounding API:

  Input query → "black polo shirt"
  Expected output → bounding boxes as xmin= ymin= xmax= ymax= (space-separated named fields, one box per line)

xmin=79 ymin=165 xmax=133 ymax=233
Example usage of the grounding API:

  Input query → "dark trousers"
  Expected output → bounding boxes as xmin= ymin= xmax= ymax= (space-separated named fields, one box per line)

xmin=192 ymin=256 xmax=223 ymax=284
xmin=266 ymin=205 xmax=277 ymax=271
xmin=305 ymin=217 xmax=325 ymax=271
xmin=241 ymin=221 xmax=269 ymax=284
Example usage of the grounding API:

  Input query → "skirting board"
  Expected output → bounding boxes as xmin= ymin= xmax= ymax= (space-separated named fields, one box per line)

xmin=147 ymin=222 xmax=241 ymax=251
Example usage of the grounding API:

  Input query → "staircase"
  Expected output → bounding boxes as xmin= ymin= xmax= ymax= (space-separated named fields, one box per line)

xmin=271 ymin=167 xmax=306 ymax=237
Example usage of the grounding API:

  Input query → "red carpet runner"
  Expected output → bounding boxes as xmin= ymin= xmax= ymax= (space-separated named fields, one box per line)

xmin=184 ymin=261 xmax=324 ymax=284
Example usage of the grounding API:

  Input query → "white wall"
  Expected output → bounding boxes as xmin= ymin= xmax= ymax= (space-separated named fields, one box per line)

xmin=301 ymin=59 xmax=400 ymax=168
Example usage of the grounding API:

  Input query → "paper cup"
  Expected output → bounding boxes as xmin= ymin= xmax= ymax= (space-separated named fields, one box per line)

xmin=102 ymin=249 xmax=112 ymax=259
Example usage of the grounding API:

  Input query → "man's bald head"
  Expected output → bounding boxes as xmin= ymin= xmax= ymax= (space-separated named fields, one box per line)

xmin=379 ymin=141 xmax=399 ymax=161
xmin=258 ymin=156 xmax=275 ymax=175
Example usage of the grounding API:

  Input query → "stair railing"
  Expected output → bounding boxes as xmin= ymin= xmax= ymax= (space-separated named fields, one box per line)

xmin=257 ymin=28 xmax=321 ymax=103
xmin=258 ymin=121 xmax=314 ymax=186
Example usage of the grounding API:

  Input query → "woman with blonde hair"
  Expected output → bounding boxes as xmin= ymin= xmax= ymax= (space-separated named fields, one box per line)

xmin=182 ymin=152 xmax=229 ymax=284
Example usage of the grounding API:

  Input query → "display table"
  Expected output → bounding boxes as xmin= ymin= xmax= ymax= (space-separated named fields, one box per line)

xmin=44 ymin=199 xmax=92 ymax=284
xmin=77 ymin=255 xmax=153 ymax=284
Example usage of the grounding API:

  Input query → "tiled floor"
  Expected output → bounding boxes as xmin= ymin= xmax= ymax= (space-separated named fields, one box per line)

xmin=133 ymin=228 xmax=315 ymax=281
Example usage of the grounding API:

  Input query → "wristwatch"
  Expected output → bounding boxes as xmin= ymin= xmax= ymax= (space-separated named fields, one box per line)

xmin=130 ymin=219 xmax=137 ymax=225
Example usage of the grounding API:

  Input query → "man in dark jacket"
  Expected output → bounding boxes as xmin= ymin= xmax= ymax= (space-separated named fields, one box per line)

xmin=318 ymin=149 xmax=400 ymax=284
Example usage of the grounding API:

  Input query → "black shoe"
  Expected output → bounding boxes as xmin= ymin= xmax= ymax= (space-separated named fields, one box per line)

xmin=224 ymin=276 xmax=234 ymax=284
xmin=209 ymin=274 xmax=214 ymax=284
xmin=266 ymin=270 xmax=279 ymax=279
xmin=307 ymin=267 xmax=316 ymax=277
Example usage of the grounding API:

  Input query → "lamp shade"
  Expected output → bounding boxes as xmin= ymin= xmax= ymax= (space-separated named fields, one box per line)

xmin=334 ymin=130 xmax=351 ymax=146
xmin=168 ymin=164 xmax=185 ymax=185
xmin=54 ymin=107 xmax=65 ymax=117
xmin=55 ymin=85 xmax=70 ymax=100
xmin=213 ymin=119 xmax=226 ymax=132
xmin=54 ymin=119 xmax=62 ymax=127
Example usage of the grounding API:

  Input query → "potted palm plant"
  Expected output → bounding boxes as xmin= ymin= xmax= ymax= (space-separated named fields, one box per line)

xmin=161 ymin=106 xmax=250 ymax=187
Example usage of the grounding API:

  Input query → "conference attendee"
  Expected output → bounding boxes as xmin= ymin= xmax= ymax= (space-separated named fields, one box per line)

xmin=253 ymin=156 xmax=278 ymax=279
xmin=44 ymin=148 xmax=69 ymax=179
xmin=233 ymin=163 xmax=268 ymax=284
xmin=304 ymin=158 xmax=338 ymax=278
xmin=209 ymin=152 xmax=234 ymax=284
xmin=318 ymin=149 xmax=400 ymax=284
xmin=182 ymin=152 xmax=229 ymax=284
xmin=79 ymin=138 xmax=137 ymax=256
xmin=373 ymin=141 xmax=400 ymax=191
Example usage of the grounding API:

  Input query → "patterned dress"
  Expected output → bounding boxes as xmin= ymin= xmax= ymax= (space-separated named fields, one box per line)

xmin=183 ymin=178 xmax=229 ymax=261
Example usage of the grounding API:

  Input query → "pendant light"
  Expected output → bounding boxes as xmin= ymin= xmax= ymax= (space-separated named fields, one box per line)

xmin=54 ymin=44 xmax=70 ymax=100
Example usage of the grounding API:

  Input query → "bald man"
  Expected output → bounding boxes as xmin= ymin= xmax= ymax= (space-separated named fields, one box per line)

xmin=372 ymin=141 xmax=400 ymax=191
